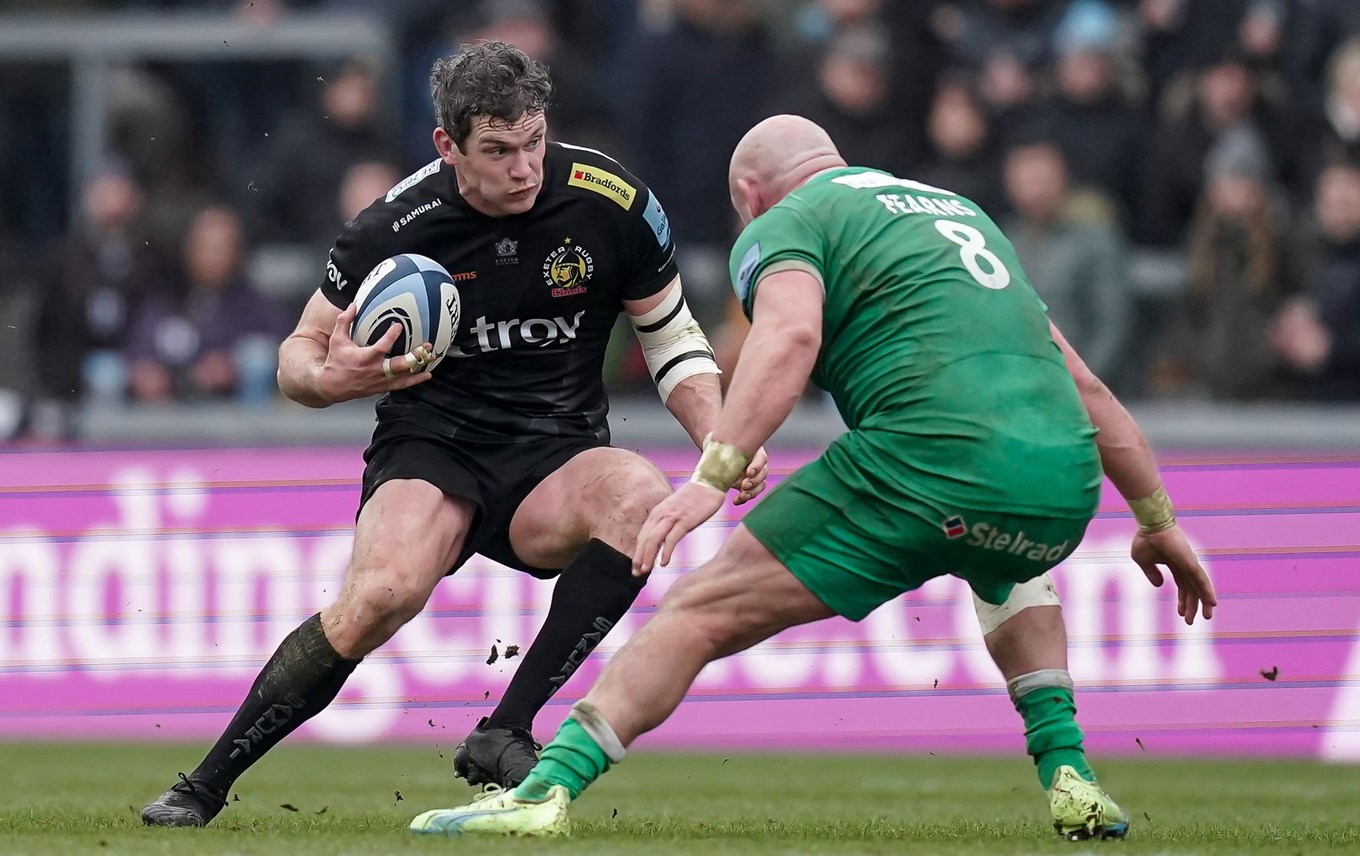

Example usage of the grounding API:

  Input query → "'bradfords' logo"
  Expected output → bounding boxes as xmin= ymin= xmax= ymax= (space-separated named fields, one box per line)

xmin=964 ymin=520 xmax=1071 ymax=563
xmin=543 ymin=237 xmax=594 ymax=297
xmin=568 ymin=162 xmax=635 ymax=209
xmin=391 ymin=198 xmax=442 ymax=232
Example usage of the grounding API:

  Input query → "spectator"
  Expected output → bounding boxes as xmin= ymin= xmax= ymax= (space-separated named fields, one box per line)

xmin=616 ymin=0 xmax=779 ymax=329
xmin=1136 ymin=50 xmax=1284 ymax=247
xmin=246 ymin=159 xmax=405 ymax=317
xmin=877 ymin=0 xmax=950 ymax=165
xmin=126 ymin=205 xmax=287 ymax=404
xmin=781 ymin=24 xmax=911 ymax=175
xmin=338 ymin=160 xmax=403 ymax=227
xmin=1022 ymin=1 xmax=1147 ymax=221
xmin=940 ymin=0 xmax=1067 ymax=123
xmin=1136 ymin=0 xmax=1249 ymax=104
xmin=1271 ymin=163 xmax=1360 ymax=398
xmin=1156 ymin=128 xmax=1298 ymax=398
xmin=1291 ymin=37 xmax=1360 ymax=207
xmin=254 ymin=57 xmax=402 ymax=246
xmin=35 ymin=163 xmax=177 ymax=403
xmin=104 ymin=64 xmax=195 ymax=223
xmin=914 ymin=77 xmax=1006 ymax=218
xmin=460 ymin=0 xmax=616 ymax=150
xmin=1002 ymin=140 xmax=1133 ymax=385
xmin=793 ymin=0 xmax=882 ymax=46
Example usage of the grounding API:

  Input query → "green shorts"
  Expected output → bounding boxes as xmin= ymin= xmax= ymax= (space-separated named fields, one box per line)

xmin=742 ymin=432 xmax=1096 ymax=621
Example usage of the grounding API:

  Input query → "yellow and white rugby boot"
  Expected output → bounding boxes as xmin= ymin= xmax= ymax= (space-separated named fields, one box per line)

xmin=409 ymin=783 xmax=570 ymax=838
xmin=1048 ymin=765 xmax=1131 ymax=841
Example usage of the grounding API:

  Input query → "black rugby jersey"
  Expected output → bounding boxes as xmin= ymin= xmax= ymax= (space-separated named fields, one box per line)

xmin=321 ymin=142 xmax=678 ymax=444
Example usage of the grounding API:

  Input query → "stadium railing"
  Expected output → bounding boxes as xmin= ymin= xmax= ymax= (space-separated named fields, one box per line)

xmin=0 ymin=11 xmax=394 ymax=221
xmin=70 ymin=397 xmax=1360 ymax=450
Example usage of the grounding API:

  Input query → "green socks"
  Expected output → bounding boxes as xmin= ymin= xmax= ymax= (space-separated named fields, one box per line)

xmin=515 ymin=687 xmax=1095 ymax=799
xmin=514 ymin=717 xmax=612 ymax=800
xmin=1015 ymin=685 xmax=1096 ymax=788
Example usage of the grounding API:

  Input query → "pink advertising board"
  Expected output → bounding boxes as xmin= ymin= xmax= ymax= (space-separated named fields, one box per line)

xmin=2 ymin=445 xmax=1358 ymax=760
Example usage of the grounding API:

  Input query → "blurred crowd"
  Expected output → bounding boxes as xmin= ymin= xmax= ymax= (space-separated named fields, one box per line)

xmin=2 ymin=0 xmax=1360 ymax=440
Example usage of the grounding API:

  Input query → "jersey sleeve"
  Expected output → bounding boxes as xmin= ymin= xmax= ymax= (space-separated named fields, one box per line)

xmin=556 ymin=146 xmax=677 ymax=301
xmin=728 ymin=203 xmax=827 ymax=319
xmin=615 ymin=182 xmax=679 ymax=301
xmin=319 ymin=208 xmax=391 ymax=309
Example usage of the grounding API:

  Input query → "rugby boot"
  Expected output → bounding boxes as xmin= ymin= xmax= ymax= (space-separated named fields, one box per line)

xmin=409 ymin=783 xmax=570 ymax=837
xmin=141 ymin=772 xmax=228 ymax=827
xmin=453 ymin=717 xmax=542 ymax=788
xmin=1048 ymin=765 xmax=1130 ymax=841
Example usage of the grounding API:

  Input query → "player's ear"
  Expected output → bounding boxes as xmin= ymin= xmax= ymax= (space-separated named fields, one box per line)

xmin=735 ymin=177 xmax=761 ymax=224
xmin=433 ymin=127 xmax=461 ymax=165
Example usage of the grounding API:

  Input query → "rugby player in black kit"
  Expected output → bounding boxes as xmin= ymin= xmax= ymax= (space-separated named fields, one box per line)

xmin=141 ymin=40 xmax=767 ymax=827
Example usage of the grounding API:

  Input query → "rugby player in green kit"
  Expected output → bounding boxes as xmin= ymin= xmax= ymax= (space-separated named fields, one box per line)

xmin=408 ymin=115 xmax=1218 ymax=842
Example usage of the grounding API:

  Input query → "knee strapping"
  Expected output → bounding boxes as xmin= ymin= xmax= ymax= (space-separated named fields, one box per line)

xmin=973 ymin=571 xmax=1061 ymax=634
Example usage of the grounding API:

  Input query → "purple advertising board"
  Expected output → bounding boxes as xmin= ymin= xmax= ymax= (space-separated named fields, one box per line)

xmin=2 ymin=445 xmax=1358 ymax=760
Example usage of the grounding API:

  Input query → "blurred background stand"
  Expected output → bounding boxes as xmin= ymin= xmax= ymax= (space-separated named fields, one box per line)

xmin=0 ymin=10 xmax=393 ymax=227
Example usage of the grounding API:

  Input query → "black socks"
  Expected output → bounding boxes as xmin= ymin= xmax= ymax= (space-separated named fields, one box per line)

xmin=185 ymin=539 xmax=645 ymax=793
xmin=190 ymin=613 xmax=360 ymax=794
xmin=485 ymin=539 xmax=645 ymax=732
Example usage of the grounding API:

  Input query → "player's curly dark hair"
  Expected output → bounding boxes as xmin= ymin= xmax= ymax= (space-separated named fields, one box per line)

xmin=430 ymin=40 xmax=553 ymax=151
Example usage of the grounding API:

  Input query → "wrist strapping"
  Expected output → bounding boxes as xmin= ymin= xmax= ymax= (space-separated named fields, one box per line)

xmin=1129 ymin=485 xmax=1176 ymax=534
xmin=691 ymin=435 xmax=749 ymax=492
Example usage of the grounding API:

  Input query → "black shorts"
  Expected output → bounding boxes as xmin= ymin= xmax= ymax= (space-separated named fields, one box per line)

xmin=358 ymin=424 xmax=605 ymax=578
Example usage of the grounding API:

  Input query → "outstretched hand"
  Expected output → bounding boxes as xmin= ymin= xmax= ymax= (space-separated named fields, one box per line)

xmin=1131 ymin=526 xmax=1217 ymax=625
xmin=632 ymin=481 xmax=726 ymax=576
xmin=318 ymin=304 xmax=435 ymax=403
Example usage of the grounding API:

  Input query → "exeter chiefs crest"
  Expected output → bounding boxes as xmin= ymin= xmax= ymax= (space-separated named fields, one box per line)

xmin=543 ymin=237 xmax=594 ymax=297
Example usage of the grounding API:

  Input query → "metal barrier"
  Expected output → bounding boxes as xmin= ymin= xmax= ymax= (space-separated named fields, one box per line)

xmin=0 ymin=11 xmax=394 ymax=219
xmin=70 ymin=396 xmax=1360 ymax=450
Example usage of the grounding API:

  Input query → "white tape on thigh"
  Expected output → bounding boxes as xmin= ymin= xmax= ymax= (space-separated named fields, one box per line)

xmin=973 ymin=571 xmax=1060 ymax=634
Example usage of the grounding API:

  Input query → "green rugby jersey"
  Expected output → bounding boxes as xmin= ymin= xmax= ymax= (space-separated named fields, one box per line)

xmin=729 ymin=167 xmax=1100 ymax=516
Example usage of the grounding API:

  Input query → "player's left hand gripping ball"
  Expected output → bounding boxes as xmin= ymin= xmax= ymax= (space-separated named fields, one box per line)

xmin=633 ymin=482 xmax=726 ymax=576
xmin=381 ymin=344 xmax=435 ymax=382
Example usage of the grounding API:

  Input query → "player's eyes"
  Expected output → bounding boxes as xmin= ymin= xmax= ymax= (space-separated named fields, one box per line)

xmin=526 ymin=137 xmax=542 ymax=149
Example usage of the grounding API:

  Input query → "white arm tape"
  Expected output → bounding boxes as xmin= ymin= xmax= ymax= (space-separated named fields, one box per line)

xmin=628 ymin=282 xmax=719 ymax=402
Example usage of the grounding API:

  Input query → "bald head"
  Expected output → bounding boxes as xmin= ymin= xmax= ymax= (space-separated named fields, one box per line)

xmin=729 ymin=115 xmax=846 ymax=224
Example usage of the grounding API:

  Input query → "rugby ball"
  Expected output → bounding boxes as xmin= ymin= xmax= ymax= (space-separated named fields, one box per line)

xmin=350 ymin=254 xmax=461 ymax=372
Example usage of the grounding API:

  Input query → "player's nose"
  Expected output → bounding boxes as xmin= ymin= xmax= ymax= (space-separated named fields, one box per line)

xmin=508 ymin=150 xmax=533 ymax=180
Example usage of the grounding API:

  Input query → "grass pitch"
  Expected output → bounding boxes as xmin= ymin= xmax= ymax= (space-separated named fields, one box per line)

xmin=1 ymin=743 xmax=1357 ymax=855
